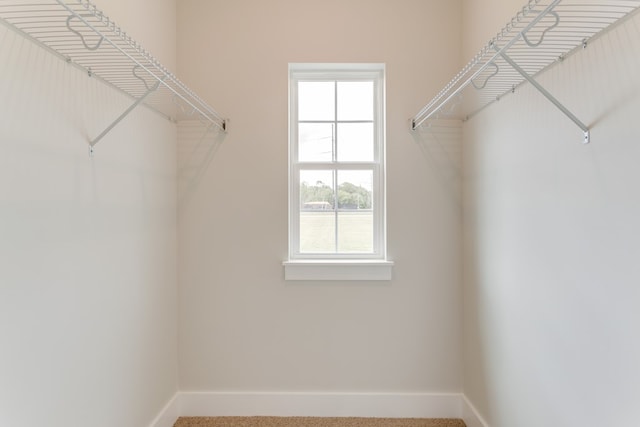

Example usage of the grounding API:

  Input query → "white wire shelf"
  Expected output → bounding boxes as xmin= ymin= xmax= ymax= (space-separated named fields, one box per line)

xmin=411 ymin=0 xmax=640 ymax=143
xmin=0 ymin=0 xmax=226 ymax=151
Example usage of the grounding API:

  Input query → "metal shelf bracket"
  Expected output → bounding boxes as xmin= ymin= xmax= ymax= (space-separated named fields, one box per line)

xmin=495 ymin=44 xmax=590 ymax=144
xmin=89 ymin=79 xmax=162 ymax=150
xmin=66 ymin=13 xmax=104 ymax=51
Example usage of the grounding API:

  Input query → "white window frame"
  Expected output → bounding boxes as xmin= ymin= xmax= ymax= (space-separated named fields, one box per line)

xmin=284 ymin=63 xmax=392 ymax=280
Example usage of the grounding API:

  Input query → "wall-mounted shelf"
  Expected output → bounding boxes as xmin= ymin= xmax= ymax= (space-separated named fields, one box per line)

xmin=0 ymin=0 xmax=226 ymax=154
xmin=411 ymin=0 xmax=640 ymax=144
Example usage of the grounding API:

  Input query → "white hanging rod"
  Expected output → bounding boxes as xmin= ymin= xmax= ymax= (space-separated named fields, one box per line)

xmin=410 ymin=0 xmax=640 ymax=142
xmin=0 ymin=0 xmax=227 ymax=150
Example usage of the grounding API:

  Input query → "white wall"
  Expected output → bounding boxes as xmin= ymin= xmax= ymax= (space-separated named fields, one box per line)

xmin=461 ymin=0 xmax=516 ymax=63
xmin=176 ymin=0 xmax=464 ymax=394
xmin=462 ymin=1 xmax=640 ymax=425
xmin=0 ymin=1 xmax=179 ymax=426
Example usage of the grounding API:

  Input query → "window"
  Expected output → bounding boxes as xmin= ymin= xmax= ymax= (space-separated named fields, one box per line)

xmin=285 ymin=64 xmax=392 ymax=280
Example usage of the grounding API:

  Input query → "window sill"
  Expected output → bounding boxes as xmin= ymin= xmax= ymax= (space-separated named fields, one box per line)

xmin=283 ymin=260 xmax=394 ymax=281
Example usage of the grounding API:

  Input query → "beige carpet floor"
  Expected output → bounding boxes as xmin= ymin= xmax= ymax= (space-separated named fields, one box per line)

xmin=173 ymin=417 xmax=466 ymax=427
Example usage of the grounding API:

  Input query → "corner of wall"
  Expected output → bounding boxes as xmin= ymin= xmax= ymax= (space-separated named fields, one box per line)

xmin=461 ymin=395 xmax=490 ymax=427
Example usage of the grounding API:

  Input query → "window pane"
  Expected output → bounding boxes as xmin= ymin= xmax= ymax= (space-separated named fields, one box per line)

xmin=300 ymin=170 xmax=335 ymax=253
xmin=337 ymin=169 xmax=373 ymax=254
xmin=298 ymin=123 xmax=333 ymax=162
xmin=300 ymin=170 xmax=335 ymax=209
xmin=337 ymin=170 xmax=373 ymax=210
xmin=298 ymin=81 xmax=335 ymax=121
xmin=300 ymin=211 xmax=336 ymax=253
xmin=337 ymin=81 xmax=373 ymax=121
xmin=337 ymin=123 xmax=374 ymax=162
xmin=337 ymin=212 xmax=373 ymax=253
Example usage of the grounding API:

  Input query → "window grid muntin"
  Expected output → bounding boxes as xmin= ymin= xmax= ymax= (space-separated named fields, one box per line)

xmin=296 ymin=165 xmax=377 ymax=255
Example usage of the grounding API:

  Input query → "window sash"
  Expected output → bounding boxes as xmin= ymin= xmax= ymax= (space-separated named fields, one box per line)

xmin=289 ymin=65 xmax=385 ymax=261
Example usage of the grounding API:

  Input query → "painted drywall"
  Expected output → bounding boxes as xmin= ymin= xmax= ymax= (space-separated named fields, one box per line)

xmin=461 ymin=0 xmax=517 ymax=63
xmin=0 ymin=1 xmax=179 ymax=426
xmin=462 ymin=1 xmax=640 ymax=426
xmin=176 ymin=0 xmax=464 ymax=394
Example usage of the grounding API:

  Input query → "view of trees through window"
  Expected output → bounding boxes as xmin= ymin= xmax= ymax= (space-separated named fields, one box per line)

xmin=301 ymin=180 xmax=372 ymax=210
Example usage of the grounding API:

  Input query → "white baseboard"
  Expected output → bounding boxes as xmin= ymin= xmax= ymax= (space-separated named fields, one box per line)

xmin=150 ymin=391 xmax=487 ymax=426
xmin=149 ymin=393 xmax=180 ymax=427
xmin=461 ymin=395 xmax=490 ymax=427
xmin=179 ymin=392 xmax=462 ymax=418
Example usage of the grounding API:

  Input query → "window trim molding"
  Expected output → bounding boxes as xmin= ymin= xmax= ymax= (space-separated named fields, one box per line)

xmin=283 ymin=260 xmax=394 ymax=281
xmin=286 ymin=63 xmax=390 ymax=280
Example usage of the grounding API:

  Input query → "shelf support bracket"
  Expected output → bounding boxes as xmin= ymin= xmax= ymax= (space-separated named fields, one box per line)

xmin=89 ymin=79 xmax=162 ymax=153
xmin=471 ymin=62 xmax=499 ymax=90
xmin=522 ymin=11 xmax=560 ymax=48
xmin=66 ymin=14 xmax=104 ymax=51
xmin=496 ymin=48 xmax=590 ymax=144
